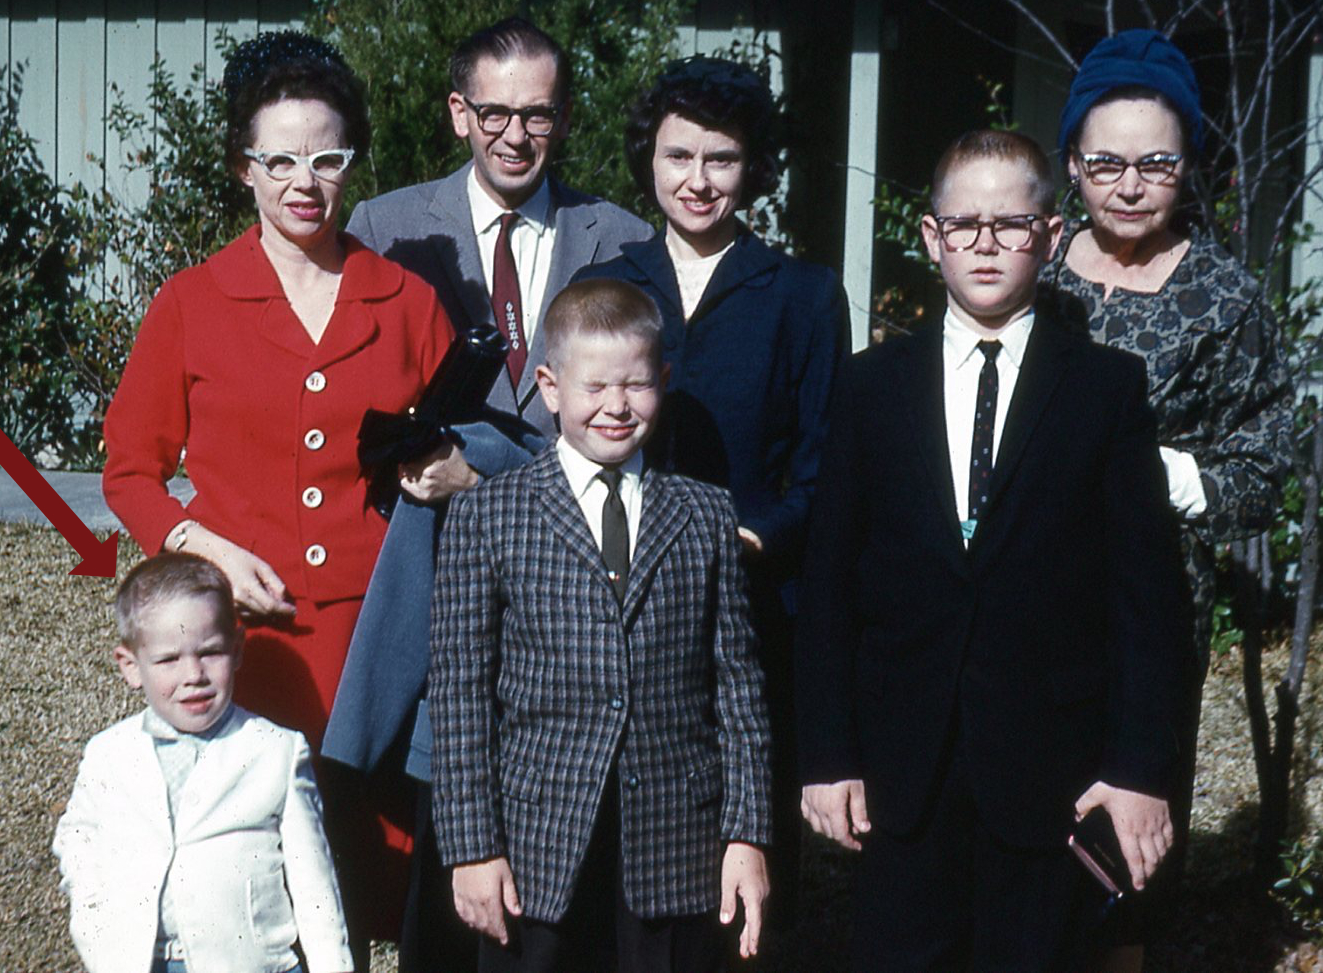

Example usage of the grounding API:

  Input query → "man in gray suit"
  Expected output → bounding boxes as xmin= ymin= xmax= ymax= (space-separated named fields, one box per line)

xmin=346 ymin=16 xmax=652 ymax=454
xmin=340 ymin=19 xmax=650 ymax=968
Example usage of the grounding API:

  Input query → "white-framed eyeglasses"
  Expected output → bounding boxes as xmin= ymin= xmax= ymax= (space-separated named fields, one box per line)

xmin=242 ymin=147 xmax=356 ymax=180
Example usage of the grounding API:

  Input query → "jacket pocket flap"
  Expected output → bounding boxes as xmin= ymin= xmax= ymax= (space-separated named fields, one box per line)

xmin=686 ymin=761 xmax=723 ymax=806
xmin=501 ymin=764 xmax=543 ymax=804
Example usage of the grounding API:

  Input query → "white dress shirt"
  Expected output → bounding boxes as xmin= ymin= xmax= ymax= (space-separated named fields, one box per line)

xmin=469 ymin=168 xmax=557 ymax=343
xmin=556 ymin=436 xmax=643 ymax=556
xmin=943 ymin=310 xmax=1035 ymax=534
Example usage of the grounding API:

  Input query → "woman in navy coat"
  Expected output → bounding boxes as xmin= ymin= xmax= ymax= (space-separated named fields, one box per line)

xmin=574 ymin=56 xmax=848 ymax=926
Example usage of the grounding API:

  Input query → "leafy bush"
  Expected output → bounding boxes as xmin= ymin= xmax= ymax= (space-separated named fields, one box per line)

xmin=1275 ymin=835 xmax=1323 ymax=939
xmin=0 ymin=69 xmax=98 ymax=463
xmin=64 ymin=57 xmax=252 ymax=469
xmin=311 ymin=0 xmax=686 ymax=218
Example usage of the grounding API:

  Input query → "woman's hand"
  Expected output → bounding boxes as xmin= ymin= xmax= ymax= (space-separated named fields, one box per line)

xmin=398 ymin=439 xmax=481 ymax=504
xmin=175 ymin=521 xmax=295 ymax=617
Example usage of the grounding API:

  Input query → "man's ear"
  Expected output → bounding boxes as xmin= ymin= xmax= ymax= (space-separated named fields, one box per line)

xmin=113 ymin=644 xmax=143 ymax=690
xmin=535 ymin=363 xmax=560 ymax=414
xmin=448 ymin=91 xmax=470 ymax=139
xmin=554 ymin=98 xmax=573 ymax=139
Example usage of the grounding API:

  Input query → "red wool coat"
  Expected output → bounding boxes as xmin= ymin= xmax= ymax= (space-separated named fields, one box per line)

xmin=104 ymin=226 xmax=453 ymax=604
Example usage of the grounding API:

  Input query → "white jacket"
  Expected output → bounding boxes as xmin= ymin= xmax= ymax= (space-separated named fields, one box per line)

xmin=52 ymin=706 xmax=353 ymax=973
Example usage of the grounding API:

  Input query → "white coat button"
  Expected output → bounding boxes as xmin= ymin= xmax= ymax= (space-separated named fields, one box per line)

xmin=302 ymin=486 xmax=324 ymax=508
xmin=305 ymin=371 xmax=326 ymax=392
xmin=304 ymin=428 xmax=325 ymax=450
xmin=305 ymin=544 xmax=327 ymax=566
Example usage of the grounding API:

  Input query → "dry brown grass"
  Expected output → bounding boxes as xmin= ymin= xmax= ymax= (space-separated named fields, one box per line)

xmin=1 ymin=520 xmax=1319 ymax=972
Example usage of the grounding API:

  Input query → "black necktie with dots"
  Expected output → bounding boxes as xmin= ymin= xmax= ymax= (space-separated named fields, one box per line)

xmin=968 ymin=340 xmax=1002 ymax=527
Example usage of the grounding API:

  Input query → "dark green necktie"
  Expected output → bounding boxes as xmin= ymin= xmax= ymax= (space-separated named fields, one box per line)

xmin=598 ymin=468 xmax=629 ymax=603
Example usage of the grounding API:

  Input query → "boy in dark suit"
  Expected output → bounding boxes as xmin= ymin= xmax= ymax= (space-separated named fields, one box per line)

xmin=795 ymin=130 xmax=1191 ymax=971
xmin=429 ymin=278 xmax=772 ymax=972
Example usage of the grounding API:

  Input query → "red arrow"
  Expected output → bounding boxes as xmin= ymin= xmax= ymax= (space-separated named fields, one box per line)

xmin=0 ymin=428 xmax=119 ymax=578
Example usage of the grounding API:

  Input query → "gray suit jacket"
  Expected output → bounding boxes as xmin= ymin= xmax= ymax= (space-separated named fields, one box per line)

xmin=428 ymin=447 xmax=773 ymax=922
xmin=346 ymin=163 xmax=653 ymax=436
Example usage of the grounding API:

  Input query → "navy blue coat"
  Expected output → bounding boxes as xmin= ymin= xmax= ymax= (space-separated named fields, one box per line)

xmin=574 ymin=229 xmax=848 ymax=583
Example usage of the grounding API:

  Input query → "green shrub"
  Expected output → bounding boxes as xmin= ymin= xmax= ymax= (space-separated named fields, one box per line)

xmin=311 ymin=0 xmax=685 ymax=218
xmin=1275 ymin=835 xmax=1323 ymax=939
xmin=0 ymin=69 xmax=98 ymax=464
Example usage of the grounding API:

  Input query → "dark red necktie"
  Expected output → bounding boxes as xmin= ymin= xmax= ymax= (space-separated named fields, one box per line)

xmin=491 ymin=212 xmax=527 ymax=385
xmin=968 ymin=339 xmax=1001 ymax=526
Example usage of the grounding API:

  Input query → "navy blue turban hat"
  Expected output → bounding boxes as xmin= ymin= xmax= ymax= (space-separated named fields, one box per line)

xmin=1058 ymin=29 xmax=1203 ymax=158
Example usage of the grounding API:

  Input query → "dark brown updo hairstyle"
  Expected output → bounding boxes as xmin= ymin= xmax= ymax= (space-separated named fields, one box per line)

xmin=624 ymin=56 xmax=780 ymax=210
xmin=222 ymin=30 xmax=370 ymax=175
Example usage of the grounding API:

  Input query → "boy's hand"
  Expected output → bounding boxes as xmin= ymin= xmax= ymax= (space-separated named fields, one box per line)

xmin=737 ymin=527 xmax=764 ymax=555
xmin=398 ymin=439 xmax=480 ymax=503
xmin=1075 ymin=781 xmax=1173 ymax=890
xmin=452 ymin=856 xmax=522 ymax=944
xmin=720 ymin=841 xmax=769 ymax=958
xmin=801 ymin=779 xmax=871 ymax=851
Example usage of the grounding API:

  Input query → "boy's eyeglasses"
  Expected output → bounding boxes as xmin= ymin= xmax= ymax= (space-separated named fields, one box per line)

xmin=242 ymin=147 xmax=355 ymax=180
xmin=932 ymin=215 xmax=1044 ymax=252
xmin=1076 ymin=152 xmax=1183 ymax=185
xmin=463 ymin=97 xmax=561 ymax=137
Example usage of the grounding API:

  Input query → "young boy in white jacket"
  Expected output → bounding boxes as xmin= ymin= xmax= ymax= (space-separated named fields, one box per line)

xmin=53 ymin=553 xmax=353 ymax=973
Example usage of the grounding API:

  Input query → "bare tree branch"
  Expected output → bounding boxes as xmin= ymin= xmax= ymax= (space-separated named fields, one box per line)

xmin=999 ymin=0 xmax=1079 ymax=69
xmin=921 ymin=0 xmax=1069 ymax=70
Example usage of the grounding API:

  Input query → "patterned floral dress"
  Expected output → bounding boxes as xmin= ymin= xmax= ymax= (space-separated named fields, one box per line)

xmin=1041 ymin=221 xmax=1295 ymax=666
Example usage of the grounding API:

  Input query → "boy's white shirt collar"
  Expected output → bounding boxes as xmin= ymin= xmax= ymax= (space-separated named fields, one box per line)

xmin=942 ymin=308 xmax=1034 ymax=369
xmin=555 ymin=436 xmax=644 ymax=555
xmin=141 ymin=702 xmax=236 ymax=743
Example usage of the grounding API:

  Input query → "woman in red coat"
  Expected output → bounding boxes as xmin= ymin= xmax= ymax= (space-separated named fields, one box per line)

xmin=102 ymin=32 xmax=463 ymax=963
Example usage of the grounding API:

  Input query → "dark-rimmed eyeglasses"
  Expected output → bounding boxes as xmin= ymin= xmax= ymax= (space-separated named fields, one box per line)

xmin=1076 ymin=152 xmax=1183 ymax=186
xmin=932 ymin=215 xmax=1044 ymax=252
xmin=463 ymin=97 xmax=561 ymax=137
xmin=242 ymin=147 xmax=355 ymax=180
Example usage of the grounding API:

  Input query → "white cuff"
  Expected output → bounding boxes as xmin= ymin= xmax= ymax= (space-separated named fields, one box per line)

xmin=1159 ymin=446 xmax=1207 ymax=519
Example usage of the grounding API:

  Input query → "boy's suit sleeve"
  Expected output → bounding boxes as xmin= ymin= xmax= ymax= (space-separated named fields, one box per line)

xmin=279 ymin=731 xmax=354 ymax=973
xmin=794 ymin=354 xmax=869 ymax=785
xmin=1099 ymin=355 xmax=1192 ymax=798
xmin=712 ymin=491 xmax=774 ymax=846
xmin=429 ymin=489 xmax=506 ymax=865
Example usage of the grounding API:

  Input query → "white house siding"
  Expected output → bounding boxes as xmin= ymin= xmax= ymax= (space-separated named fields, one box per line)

xmin=3 ymin=0 xmax=309 ymax=208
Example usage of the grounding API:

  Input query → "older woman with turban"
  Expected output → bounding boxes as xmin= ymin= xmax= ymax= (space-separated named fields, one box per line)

xmin=1042 ymin=28 xmax=1294 ymax=970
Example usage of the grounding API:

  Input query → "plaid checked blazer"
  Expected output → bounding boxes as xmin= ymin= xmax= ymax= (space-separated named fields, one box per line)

xmin=428 ymin=445 xmax=773 ymax=922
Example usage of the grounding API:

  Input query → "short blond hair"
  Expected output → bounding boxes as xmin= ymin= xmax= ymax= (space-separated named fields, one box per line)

xmin=114 ymin=553 xmax=237 ymax=650
xmin=931 ymin=129 xmax=1056 ymax=214
xmin=542 ymin=278 xmax=664 ymax=371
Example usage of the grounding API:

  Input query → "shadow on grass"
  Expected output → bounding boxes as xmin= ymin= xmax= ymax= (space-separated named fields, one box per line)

xmin=758 ymin=806 xmax=1303 ymax=973
xmin=1148 ymin=802 xmax=1302 ymax=973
